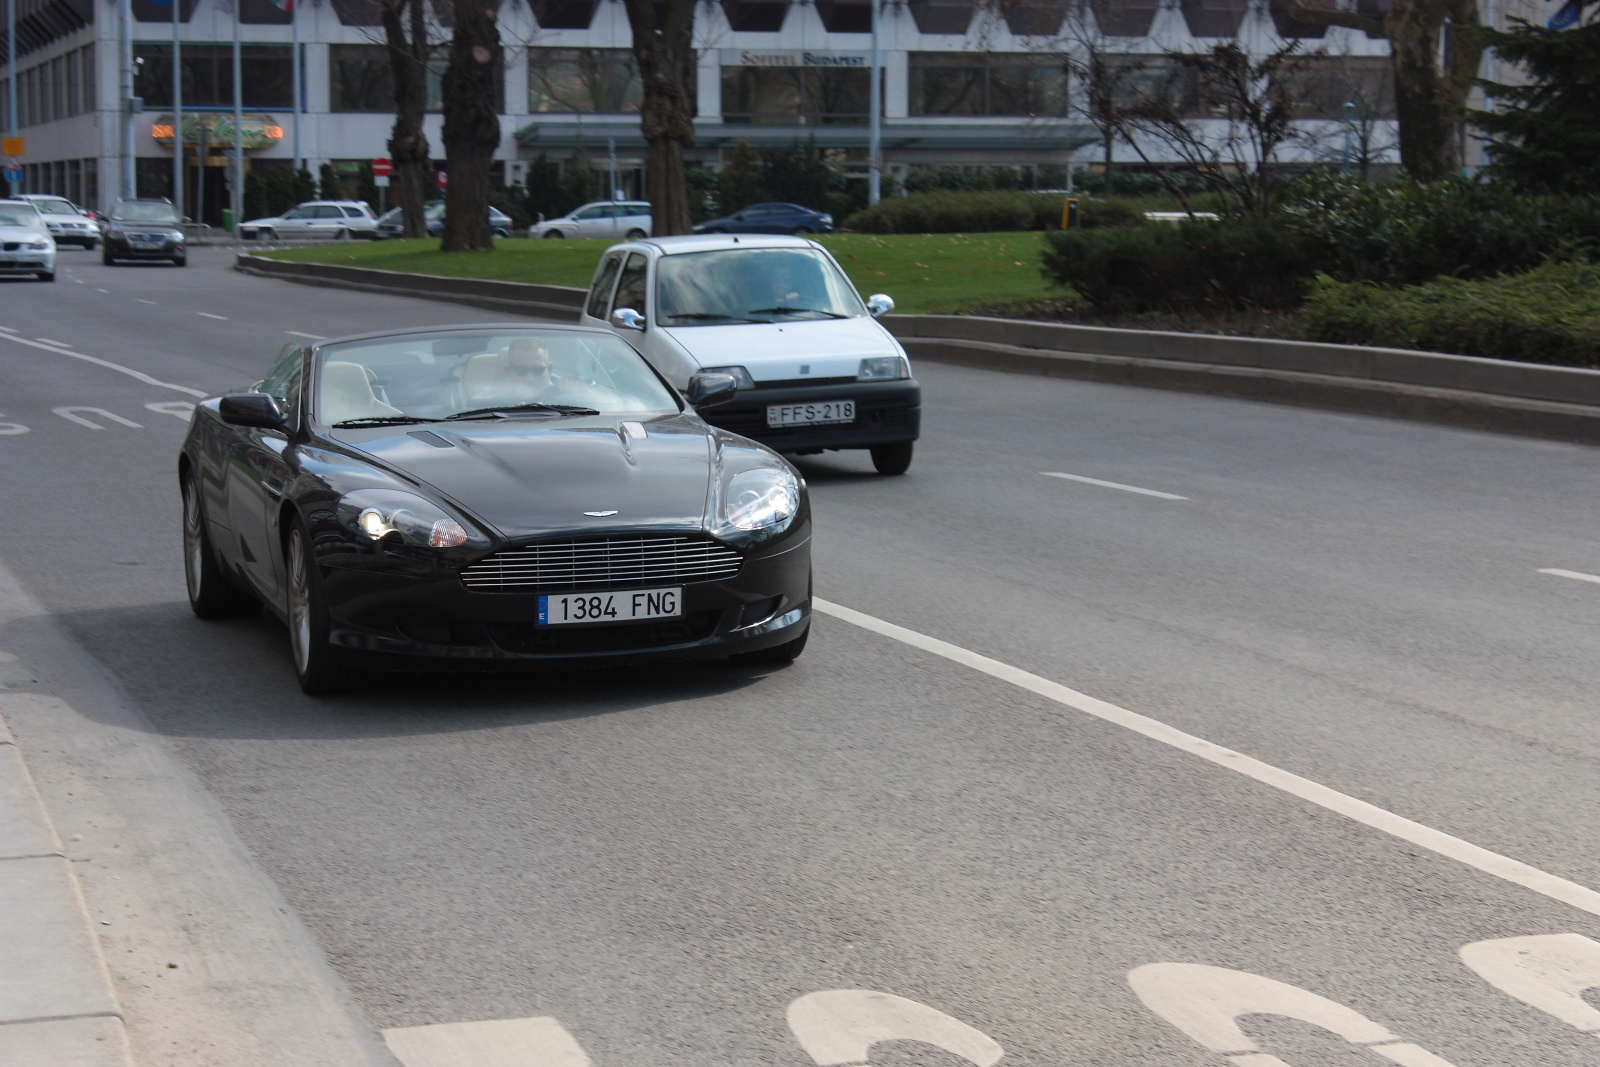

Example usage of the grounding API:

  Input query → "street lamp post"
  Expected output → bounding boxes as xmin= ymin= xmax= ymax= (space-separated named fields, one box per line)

xmin=7 ymin=0 xmax=18 ymax=196
xmin=868 ymin=0 xmax=881 ymax=204
xmin=232 ymin=0 xmax=242 ymax=233
xmin=172 ymin=0 xmax=183 ymax=219
xmin=1341 ymin=100 xmax=1353 ymax=177
xmin=120 ymin=0 xmax=135 ymax=198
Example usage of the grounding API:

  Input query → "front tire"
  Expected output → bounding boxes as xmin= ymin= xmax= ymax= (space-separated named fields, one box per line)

xmin=870 ymin=441 xmax=914 ymax=475
xmin=543 ymin=229 xmax=565 ymax=239
xmin=286 ymin=515 xmax=351 ymax=694
xmin=182 ymin=473 xmax=261 ymax=619
xmin=792 ymin=226 xmax=813 ymax=235
xmin=172 ymin=255 xmax=186 ymax=267
xmin=84 ymin=239 xmax=97 ymax=251
xmin=102 ymin=250 xmax=115 ymax=265
xmin=37 ymin=271 xmax=54 ymax=282
xmin=333 ymin=227 xmax=349 ymax=241
xmin=260 ymin=227 xmax=276 ymax=242
xmin=625 ymin=228 xmax=647 ymax=240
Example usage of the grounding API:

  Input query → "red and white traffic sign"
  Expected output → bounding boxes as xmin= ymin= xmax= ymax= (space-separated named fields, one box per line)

xmin=371 ymin=157 xmax=393 ymax=177
xmin=436 ymin=170 xmax=448 ymax=189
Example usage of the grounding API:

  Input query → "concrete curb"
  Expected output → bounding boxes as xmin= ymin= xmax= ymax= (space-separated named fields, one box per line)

xmin=234 ymin=253 xmax=586 ymax=321
xmin=0 ymin=716 xmax=135 ymax=1067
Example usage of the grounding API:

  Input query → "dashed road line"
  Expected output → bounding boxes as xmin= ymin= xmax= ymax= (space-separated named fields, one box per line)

xmin=814 ymin=598 xmax=1600 ymax=919
xmin=136 ymin=299 xmax=156 ymax=305
xmin=196 ymin=312 xmax=228 ymax=321
xmin=36 ymin=338 xmax=70 ymax=347
xmin=285 ymin=331 xmax=325 ymax=340
xmin=1041 ymin=471 xmax=1188 ymax=500
xmin=1539 ymin=568 xmax=1600 ymax=586
xmin=0 ymin=332 xmax=205 ymax=397
xmin=95 ymin=288 xmax=110 ymax=293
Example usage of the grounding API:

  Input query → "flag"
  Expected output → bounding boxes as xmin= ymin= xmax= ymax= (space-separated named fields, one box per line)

xmin=1547 ymin=0 xmax=1579 ymax=28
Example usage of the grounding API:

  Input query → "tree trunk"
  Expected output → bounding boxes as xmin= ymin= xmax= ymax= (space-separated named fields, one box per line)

xmin=441 ymin=0 xmax=502 ymax=251
xmin=382 ymin=0 xmax=431 ymax=238
xmin=622 ymin=0 xmax=696 ymax=236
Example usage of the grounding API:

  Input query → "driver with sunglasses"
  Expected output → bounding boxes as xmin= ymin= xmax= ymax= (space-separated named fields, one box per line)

xmin=503 ymin=338 xmax=577 ymax=402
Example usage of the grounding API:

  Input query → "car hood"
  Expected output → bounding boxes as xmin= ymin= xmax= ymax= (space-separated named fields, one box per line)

xmin=662 ymin=316 xmax=902 ymax=381
xmin=335 ymin=415 xmax=716 ymax=540
xmin=0 ymin=226 xmax=49 ymax=242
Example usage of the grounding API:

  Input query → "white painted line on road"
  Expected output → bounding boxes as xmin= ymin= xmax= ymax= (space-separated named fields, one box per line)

xmin=0 ymin=332 xmax=206 ymax=397
xmin=1539 ymin=568 xmax=1600 ymax=586
xmin=136 ymin=299 xmax=156 ymax=305
xmin=1041 ymin=471 xmax=1188 ymax=500
xmin=1460 ymin=934 xmax=1600 ymax=1036
xmin=383 ymin=1016 xmax=592 ymax=1067
xmin=53 ymin=406 xmax=142 ymax=430
xmin=73 ymin=277 xmax=84 ymax=284
xmin=196 ymin=312 xmax=228 ymax=320
xmin=0 ymin=326 xmax=16 ymax=333
xmin=35 ymin=338 xmax=71 ymax=347
xmin=95 ymin=288 xmax=110 ymax=294
xmin=789 ymin=990 xmax=1003 ymax=1067
xmin=813 ymin=598 xmax=1600 ymax=919
xmin=285 ymin=331 xmax=325 ymax=340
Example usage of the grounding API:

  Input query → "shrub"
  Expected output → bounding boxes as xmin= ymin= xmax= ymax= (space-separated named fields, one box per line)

xmin=845 ymin=191 xmax=1149 ymax=234
xmin=1303 ymin=260 xmax=1600 ymax=367
xmin=1041 ymin=216 xmax=1322 ymax=313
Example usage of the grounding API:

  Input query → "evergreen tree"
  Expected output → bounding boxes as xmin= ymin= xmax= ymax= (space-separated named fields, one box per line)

xmin=718 ymin=138 xmax=767 ymax=215
xmin=1472 ymin=20 xmax=1600 ymax=195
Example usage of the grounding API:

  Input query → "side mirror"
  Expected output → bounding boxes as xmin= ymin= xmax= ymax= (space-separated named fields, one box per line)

xmin=686 ymin=372 xmax=739 ymax=408
xmin=218 ymin=392 xmax=289 ymax=430
xmin=866 ymin=293 xmax=895 ymax=318
xmin=611 ymin=307 xmax=646 ymax=331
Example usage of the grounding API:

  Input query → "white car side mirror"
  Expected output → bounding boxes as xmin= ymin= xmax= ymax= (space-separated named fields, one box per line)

xmin=611 ymin=308 xmax=646 ymax=331
xmin=867 ymin=293 xmax=895 ymax=318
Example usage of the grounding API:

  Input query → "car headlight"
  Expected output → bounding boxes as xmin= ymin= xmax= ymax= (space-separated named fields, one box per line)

xmin=168 ymin=231 xmax=185 ymax=242
xmin=699 ymin=365 xmax=755 ymax=390
xmin=28 ymin=240 xmax=51 ymax=251
xmin=336 ymin=489 xmax=486 ymax=549
xmin=857 ymin=356 xmax=908 ymax=381
xmin=720 ymin=467 xmax=799 ymax=533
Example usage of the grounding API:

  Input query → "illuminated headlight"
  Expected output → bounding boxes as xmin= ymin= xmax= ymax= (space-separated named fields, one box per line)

xmin=168 ymin=231 xmax=185 ymax=242
xmin=336 ymin=489 xmax=485 ymax=549
xmin=720 ymin=468 xmax=799 ymax=533
xmin=699 ymin=365 xmax=755 ymax=390
xmin=857 ymin=356 xmax=908 ymax=381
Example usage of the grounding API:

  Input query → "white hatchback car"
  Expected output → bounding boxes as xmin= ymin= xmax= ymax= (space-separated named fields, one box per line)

xmin=0 ymin=199 xmax=57 ymax=281
xmin=239 ymin=200 xmax=377 ymax=241
xmin=16 ymin=194 xmax=99 ymax=249
xmin=531 ymin=200 xmax=652 ymax=240
xmin=581 ymin=234 xmax=920 ymax=474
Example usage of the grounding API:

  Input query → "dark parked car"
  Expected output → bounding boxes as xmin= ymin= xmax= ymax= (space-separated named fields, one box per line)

xmin=178 ymin=324 xmax=812 ymax=692
xmin=693 ymin=202 xmax=835 ymax=236
xmin=102 ymin=198 xmax=186 ymax=266
xmin=375 ymin=201 xmax=514 ymax=239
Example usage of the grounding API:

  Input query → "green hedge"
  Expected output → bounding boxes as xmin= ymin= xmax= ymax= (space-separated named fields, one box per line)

xmin=1303 ymin=261 xmax=1600 ymax=367
xmin=843 ymin=191 xmax=1149 ymax=234
xmin=1041 ymin=217 xmax=1321 ymax=313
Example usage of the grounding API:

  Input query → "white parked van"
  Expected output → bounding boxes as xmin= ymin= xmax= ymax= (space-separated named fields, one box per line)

xmin=581 ymin=234 xmax=920 ymax=474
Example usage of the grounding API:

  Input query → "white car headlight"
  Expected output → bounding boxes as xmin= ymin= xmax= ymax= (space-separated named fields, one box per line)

xmin=857 ymin=356 xmax=908 ymax=381
xmin=720 ymin=468 xmax=799 ymax=533
xmin=27 ymin=240 xmax=51 ymax=251
xmin=336 ymin=489 xmax=486 ymax=549
xmin=168 ymin=230 xmax=185 ymax=242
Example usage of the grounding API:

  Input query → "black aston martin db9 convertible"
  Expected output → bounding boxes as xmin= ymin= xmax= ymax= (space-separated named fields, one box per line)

xmin=179 ymin=325 xmax=812 ymax=693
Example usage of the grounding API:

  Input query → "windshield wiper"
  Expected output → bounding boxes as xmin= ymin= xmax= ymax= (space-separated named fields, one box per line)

xmin=445 ymin=403 xmax=601 ymax=420
xmin=745 ymin=306 xmax=849 ymax=319
xmin=663 ymin=312 xmax=768 ymax=323
xmin=333 ymin=415 xmax=436 ymax=428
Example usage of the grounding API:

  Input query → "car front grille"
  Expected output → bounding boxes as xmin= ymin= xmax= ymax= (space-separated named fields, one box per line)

xmin=460 ymin=535 xmax=742 ymax=592
xmin=1 ymin=242 xmax=18 ymax=251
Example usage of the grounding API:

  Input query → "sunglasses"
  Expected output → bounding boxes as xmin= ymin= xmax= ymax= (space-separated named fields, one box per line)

xmin=511 ymin=361 xmax=552 ymax=377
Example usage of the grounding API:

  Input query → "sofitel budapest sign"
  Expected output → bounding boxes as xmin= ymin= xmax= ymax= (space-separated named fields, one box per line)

xmin=724 ymin=50 xmax=870 ymax=67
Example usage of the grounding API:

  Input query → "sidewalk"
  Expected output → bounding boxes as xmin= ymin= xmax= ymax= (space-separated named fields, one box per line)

xmin=0 ymin=699 xmax=135 ymax=1067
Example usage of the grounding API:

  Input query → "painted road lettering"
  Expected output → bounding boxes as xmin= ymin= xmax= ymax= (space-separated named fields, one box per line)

xmin=145 ymin=401 xmax=197 ymax=421
xmin=0 ymin=415 xmax=29 ymax=435
xmin=788 ymin=989 xmax=1004 ymax=1067
xmin=1459 ymin=933 xmax=1600 ymax=1038
xmin=383 ymin=1016 xmax=593 ymax=1067
xmin=52 ymin=406 xmax=143 ymax=430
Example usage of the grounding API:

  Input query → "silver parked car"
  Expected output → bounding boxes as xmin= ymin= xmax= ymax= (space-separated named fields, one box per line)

xmin=239 ymin=200 xmax=378 ymax=241
xmin=0 ymin=199 xmax=57 ymax=281
xmin=529 ymin=200 xmax=651 ymax=240
xmin=16 ymin=194 xmax=99 ymax=249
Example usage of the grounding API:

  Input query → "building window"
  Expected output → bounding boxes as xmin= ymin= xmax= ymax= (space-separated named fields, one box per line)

xmin=1278 ymin=55 xmax=1395 ymax=120
xmin=721 ymin=66 xmax=872 ymax=125
xmin=329 ymin=44 xmax=501 ymax=113
xmin=134 ymin=44 xmax=294 ymax=109
xmin=1093 ymin=54 xmax=1211 ymax=118
xmin=527 ymin=48 xmax=641 ymax=113
xmin=909 ymin=53 xmax=1068 ymax=117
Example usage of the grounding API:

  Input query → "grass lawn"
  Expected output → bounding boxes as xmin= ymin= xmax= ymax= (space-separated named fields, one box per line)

xmin=258 ymin=231 xmax=1059 ymax=314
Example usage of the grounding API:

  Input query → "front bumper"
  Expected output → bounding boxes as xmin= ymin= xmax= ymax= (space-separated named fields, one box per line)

xmin=0 ymin=248 xmax=55 ymax=274
xmin=46 ymin=226 xmax=96 ymax=246
xmin=701 ymin=378 xmax=920 ymax=452
xmin=105 ymin=233 xmax=184 ymax=259
xmin=319 ymin=529 xmax=812 ymax=669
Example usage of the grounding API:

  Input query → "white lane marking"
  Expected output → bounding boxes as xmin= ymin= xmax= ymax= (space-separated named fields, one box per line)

xmin=1538 ymin=568 xmax=1600 ymax=586
xmin=1460 ymin=934 xmax=1600 ymax=1035
xmin=1129 ymin=963 xmax=1458 ymax=1066
xmin=53 ymin=406 xmax=143 ymax=430
xmin=73 ymin=277 xmax=84 ymax=284
xmin=95 ymin=287 xmax=110 ymax=293
xmin=145 ymin=401 xmax=196 ymax=420
xmin=788 ymin=990 xmax=1003 ymax=1067
xmin=813 ymin=599 xmax=1600 ymax=918
xmin=285 ymin=330 xmax=325 ymax=340
xmin=0 ymin=326 xmax=16 ymax=332
xmin=137 ymin=298 xmax=156 ymax=305
xmin=1041 ymin=471 xmax=1188 ymax=500
xmin=36 ymin=337 xmax=71 ymax=347
xmin=0 ymin=415 xmax=30 ymax=435
xmin=0 ymin=332 xmax=206 ymax=397
xmin=196 ymin=312 xmax=228 ymax=320
xmin=382 ymin=1016 xmax=592 ymax=1067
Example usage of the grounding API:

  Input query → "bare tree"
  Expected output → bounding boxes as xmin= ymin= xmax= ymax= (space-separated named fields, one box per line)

xmin=622 ymin=0 xmax=697 ymax=236
xmin=1283 ymin=0 xmax=1482 ymax=181
xmin=381 ymin=0 xmax=432 ymax=238
xmin=441 ymin=0 xmax=503 ymax=251
xmin=1303 ymin=51 xmax=1401 ymax=180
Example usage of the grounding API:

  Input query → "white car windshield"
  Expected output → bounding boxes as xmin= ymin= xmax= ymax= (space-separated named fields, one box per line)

xmin=112 ymin=202 xmax=181 ymax=223
xmin=32 ymin=198 xmax=77 ymax=215
xmin=317 ymin=330 xmax=680 ymax=427
xmin=656 ymin=248 xmax=865 ymax=325
xmin=0 ymin=206 xmax=44 ymax=228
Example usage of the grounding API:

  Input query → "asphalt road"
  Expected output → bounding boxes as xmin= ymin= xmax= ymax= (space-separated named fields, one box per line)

xmin=1 ymin=245 xmax=1597 ymax=1067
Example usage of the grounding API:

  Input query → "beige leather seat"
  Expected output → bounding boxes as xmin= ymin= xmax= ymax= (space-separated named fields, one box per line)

xmin=320 ymin=361 xmax=402 ymax=425
xmin=461 ymin=352 xmax=511 ymax=403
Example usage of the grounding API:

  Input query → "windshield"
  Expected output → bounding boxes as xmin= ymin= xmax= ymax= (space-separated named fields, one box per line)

xmin=111 ymin=202 xmax=181 ymax=223
xmin=0 ymin=205 xmax=44 ymax=229
xmin=32 ymin=198 xmax=78 ymax=216
xmin=656 ymin=248 xmax=866 ymax=325
xmin=316 ymin=330 xmax=679 ymax=427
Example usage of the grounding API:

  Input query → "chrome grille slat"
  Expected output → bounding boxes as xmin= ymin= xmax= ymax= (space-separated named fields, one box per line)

xmin=461 ymin=535 xmax=742 ymax=592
